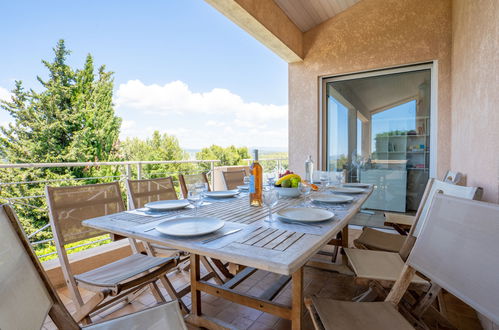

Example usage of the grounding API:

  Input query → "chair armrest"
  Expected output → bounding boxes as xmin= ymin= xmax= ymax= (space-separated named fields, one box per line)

xmin=84 ymin=300 xmax=187 ymax=330
xmin=384 ymin=213 xmax=415 ymax=227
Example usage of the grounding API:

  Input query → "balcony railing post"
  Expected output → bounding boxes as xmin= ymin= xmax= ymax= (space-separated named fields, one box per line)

xmin=136 ymin=163 xmax=142 ymax=180
xmin=126 ymin=164 xmax=133 ymax=209
xmin=210 ymin=161 xmax=215 ymax=188
xmin=277 ymin=159 xmax=281 ymax=174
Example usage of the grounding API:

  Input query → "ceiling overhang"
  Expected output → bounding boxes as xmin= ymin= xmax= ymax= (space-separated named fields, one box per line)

xmin=204 ymin=0 xmax=361 ymax=63
xmin=205 ymin=0 xmax=303 ymax=63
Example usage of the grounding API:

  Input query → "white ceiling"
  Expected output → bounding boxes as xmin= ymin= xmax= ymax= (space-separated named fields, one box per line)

xmin=333 ymin=70 xmax=431 ymax=113
xmin=273 ymin=0 xmax=361 ymax=32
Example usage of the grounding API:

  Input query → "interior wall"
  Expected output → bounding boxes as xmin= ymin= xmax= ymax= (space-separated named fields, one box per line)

xmin=450 ymin=0 xmax=499 ymax=204
xmin=288 ymin=0 xmax=452 ymax=177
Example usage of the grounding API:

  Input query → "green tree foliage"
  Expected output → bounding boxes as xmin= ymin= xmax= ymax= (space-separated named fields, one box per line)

xmin=120 ymin=131 xmax=196 ymax=179
xmin=196 ymin=145 xmax=250 ymax=170
xmin=0 ymin=40 xmax=121 ymax=246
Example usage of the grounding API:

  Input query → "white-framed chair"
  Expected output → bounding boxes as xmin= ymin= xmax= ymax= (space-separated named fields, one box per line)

xmin=344 ymin=180 xmax=482 ymax=290
xmin=380 ymin=171 xmax=468 ymax=235
xmin=306 ymin=194 xmax=499 ymax=329
xmin=0 ymin=203 xmax=187 ymax=330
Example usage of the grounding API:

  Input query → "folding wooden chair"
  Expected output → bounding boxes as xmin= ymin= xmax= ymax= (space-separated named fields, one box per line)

xmin=127 ymin=177 xmax=182 ymax=258
xmin=344 ymin=180 xmax=482 ymax=289
xmin=0 ymin=204 xmax=187 ymax=330
xmin=127 ymin=176 xmax=178 ymax=208
xmin=128 ymin=176 xmax=233 ymax=285
xmin=306 ymin=194 xmax=499 ymax=329
xmin=45 ymin=182 xmax=180 ymax=322
xmin=178 ymin=173 xmax=211 ymax=199
xmin=222 ymin=170 xmax=246 ymax=190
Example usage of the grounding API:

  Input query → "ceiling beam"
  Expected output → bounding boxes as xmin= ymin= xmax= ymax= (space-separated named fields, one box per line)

xmin=205 ymin=0 xmax=303 ymax=63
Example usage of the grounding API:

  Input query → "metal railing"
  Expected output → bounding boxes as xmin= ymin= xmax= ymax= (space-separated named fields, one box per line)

xmin=0 ymin=160 xmax=220 ymax=259
xmin=243 ymin=158 xmax=289 ymax=173
xmin=0 ymin=158 xmax=288 ymax=260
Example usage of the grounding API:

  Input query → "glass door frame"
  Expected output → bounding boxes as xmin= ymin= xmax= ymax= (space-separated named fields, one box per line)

xmin=319 ymin=62 xmax=438 ymax=178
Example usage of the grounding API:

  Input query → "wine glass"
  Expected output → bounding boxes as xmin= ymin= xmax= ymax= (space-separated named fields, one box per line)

xmin=187 ymin=190 xmax=203 ymax=216
xmin=187 ymin=183 xmax=207 ymax=216
xmin=319 ymin=171 xmax=329 ymax=191
xmin=265 ymin=171 xmax=276 ymax=187
xmin=263 ymin=187 xmax=279 ymax=223
xmin=299 ymin=182 xmax=312 ymax=206
xmin=243 ymin=176 xmax=250 ymax=186
xmin=335 ymin=171 xmax=344 ymax=185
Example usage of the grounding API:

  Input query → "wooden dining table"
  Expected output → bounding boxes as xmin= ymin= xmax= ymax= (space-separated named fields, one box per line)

xmin=83 ymin=186 xmax=373 ymax=329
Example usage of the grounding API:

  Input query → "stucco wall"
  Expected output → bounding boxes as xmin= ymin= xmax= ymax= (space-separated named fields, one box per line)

xmin=288 ymin=0 xmax=452 ymax=177
xmin=450 ymin=0 xmax=499 ymax=204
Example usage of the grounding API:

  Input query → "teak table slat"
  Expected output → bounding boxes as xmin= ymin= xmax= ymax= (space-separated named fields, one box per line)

xmin=83 ymin=187 xmax=373 ymax=329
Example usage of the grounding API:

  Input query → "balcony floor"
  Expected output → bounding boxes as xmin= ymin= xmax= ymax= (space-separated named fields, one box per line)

xmin=43 ymin=229 xmax=482 ymax=330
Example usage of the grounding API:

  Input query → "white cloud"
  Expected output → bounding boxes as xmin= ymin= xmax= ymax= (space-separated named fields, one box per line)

xmin=115 ymin=79 xmax=288 ymax=149
xmin=0 ymin=87 xmax=11 ymax=102
xmin=205 ymin=120 xmax=226 ymax=127
xmin=121 ymin=120 xmax=136 ymax=129
xmin=115 ymin=80 xmax=287 ymax=122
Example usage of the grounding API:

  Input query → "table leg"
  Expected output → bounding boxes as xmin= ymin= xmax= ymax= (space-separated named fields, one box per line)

xmin=342 ymin=225 xmax=349 ymax=264
xmin=291 ymin=267 xmax=303 ymax=330
xmin=190 ymin=254 xmax=202 ymax=316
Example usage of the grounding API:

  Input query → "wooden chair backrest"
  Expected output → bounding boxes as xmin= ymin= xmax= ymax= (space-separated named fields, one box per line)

xmin=222 ymin=170 xmax=245 ymax=190
xmin=443 ymin=170 xmax=464 ymax=185
xmin=399 ymin=179 xmax=481 ymax=260
xmin=406 ymin=194 xmax=499 ymax=324
xmin=0 ymin=204 xmax=79 ymax=330
xmin=179 ymin=173 xmax=211 ymax=199
xmin=46 ymin=182 xmax=125 ymax=245
xmin=127 ymin=177 xmax=177 ymax=209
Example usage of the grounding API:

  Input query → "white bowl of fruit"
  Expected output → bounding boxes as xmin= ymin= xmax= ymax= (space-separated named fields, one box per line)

xmin=274 ymin=171 xmax=302 ymax=197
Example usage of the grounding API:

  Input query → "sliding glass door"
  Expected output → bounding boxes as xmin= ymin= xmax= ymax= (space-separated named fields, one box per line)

xmin=322 ymin=64 xmax=433 ymax=213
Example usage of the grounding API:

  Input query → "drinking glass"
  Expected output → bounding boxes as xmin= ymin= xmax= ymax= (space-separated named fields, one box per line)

xmin=299 ymin=182 xmax=312 ymax=206
xmin=187 ymin=183 xmax=207 ymax=216
xmin=319 ymin=171 xmax=329 ymax=191
xmin=335 ymin=171 xmax=344 ymax=185
xmin=243 ymin=176 xmax=250 ymax=186
xmin=265 ymin=171 xmax=276 ymax=187
xmin=263 ymin=187 xmax=279 ymax=223
xmin=187 ymin=191 xmax=203 ymax=216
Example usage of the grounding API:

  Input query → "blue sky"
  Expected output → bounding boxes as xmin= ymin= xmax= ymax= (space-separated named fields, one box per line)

xmin=0 ymin=0 xmax=288 ymax=149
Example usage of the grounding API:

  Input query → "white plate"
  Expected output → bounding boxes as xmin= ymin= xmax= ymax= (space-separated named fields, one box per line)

xmin=205 ymin=190 xmax=240 ymax=198
xmin=342 ymin=183 xmax=370 ymax=188
xmin=155 ymin=217 xmax=224 ymax=237
xmin=277 ymin=207 xmax=335 ymax=223
xmin=145 ymin=200 xmax=190 ymax=211
xmin=237 ymin=185 xmax=249 ymax=190
xmin=311 ymin=194 xmax=354 ymax=203
xmin=330 ymin=187 xmax=365 ymax=194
